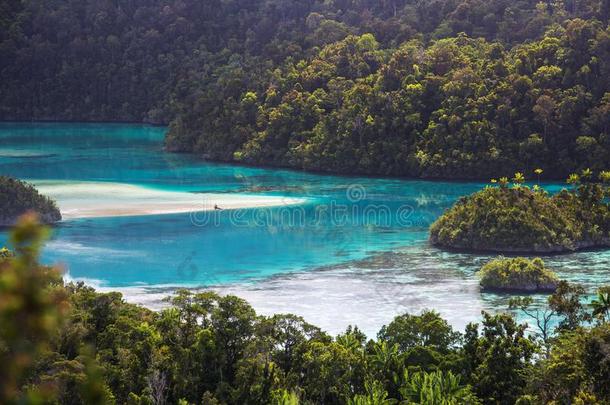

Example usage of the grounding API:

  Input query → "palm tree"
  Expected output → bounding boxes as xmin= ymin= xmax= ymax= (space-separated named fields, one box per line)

xmin=336 ymin=333 xmax=363 ymax=354
xmin=399 ymin=370 xmax=479 ymax=404
xmin=567 ymin=173 xmax=580 ymax=190
xmin=498 ymin=177 xmax=509 ymax=188
xmin=370 ymin=341 xmax=400 ymax=371
xmin=591 ymin=287 xmax=610 ymax=323
xmin=348 ymin=381 xmax=396 ymax=405
xmin=512 ymin=172 xmax=525 ymax=188
xmin=534 ymin=168 xmax=543 ymax=185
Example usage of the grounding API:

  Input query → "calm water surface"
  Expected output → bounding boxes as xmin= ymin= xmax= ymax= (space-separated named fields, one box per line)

xmin=1 ymin=122 xmax=608 ymax=335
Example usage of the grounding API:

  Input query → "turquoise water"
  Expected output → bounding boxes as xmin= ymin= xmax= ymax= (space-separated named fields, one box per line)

xmin=1 ymin=122 xmax=608 ymax=335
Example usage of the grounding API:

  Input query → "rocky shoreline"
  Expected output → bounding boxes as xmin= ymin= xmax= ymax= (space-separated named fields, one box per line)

xmin=430 ymin=235 xmax=610 ymax=254
xmin=480 ymin=281 xmax=559 ymax=294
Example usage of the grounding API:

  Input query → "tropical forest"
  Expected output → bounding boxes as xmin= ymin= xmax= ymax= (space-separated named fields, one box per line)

xmin=0 ymin=0 xmax=609 ymax=404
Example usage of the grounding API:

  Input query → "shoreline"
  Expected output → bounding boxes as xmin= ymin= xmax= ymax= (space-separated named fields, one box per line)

xmin=2 ymin=121 xmax=570 ymax=184
xmin=429 ymin=240 xmax=610 ymax=256
xmin=0 ymin=119 xmax=167 ymax=127
xmin=32 ymin=180 xmax=305 ymax=220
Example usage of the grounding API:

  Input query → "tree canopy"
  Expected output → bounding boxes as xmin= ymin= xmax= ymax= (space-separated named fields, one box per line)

xmin=1 ymin=0 xmax=608 ymax=179
xmin=0 ymin=176 xmax=61 ymax=226
xmin=429 ymin=170 xmax=610 ymax=252
xmin=1 ymin=216 xmax=610 ymax=404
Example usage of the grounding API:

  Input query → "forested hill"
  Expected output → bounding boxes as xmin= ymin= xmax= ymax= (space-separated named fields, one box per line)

xmin=1 ymin=0 xmax=609 ymax=179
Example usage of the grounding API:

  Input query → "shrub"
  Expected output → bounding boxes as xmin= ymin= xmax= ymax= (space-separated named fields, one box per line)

xmin=478 ymin=257 xmax=559 ymax=293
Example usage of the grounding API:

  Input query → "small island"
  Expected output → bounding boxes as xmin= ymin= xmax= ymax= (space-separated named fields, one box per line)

xmin=478 ymin=257 xmax=559 ymax=293
xmin=0 ymin=176 xmax=62 ymax=226
xmin=429 ymin=170 xmax=610 ymax=253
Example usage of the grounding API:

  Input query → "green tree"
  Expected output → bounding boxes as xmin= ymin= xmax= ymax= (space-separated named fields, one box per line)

xmin=348 ymin=380 xmax=395 ymax=405
xmin=512 ymin=172 xmax=526 ymax=187
xmin=398 ymin=370 xmax=479 ymax=404
xmin=582 ymin=324 xmax=610 ymax=401
xmin=549 ymin=281 xmax=591 ymax=332
xmin=377 ymin=311 xmax=460 ymax=355
xmin=590 ymin=286 xmax=610 ymax=323
xmin=464 ymin=312 xmax=536 ymax=404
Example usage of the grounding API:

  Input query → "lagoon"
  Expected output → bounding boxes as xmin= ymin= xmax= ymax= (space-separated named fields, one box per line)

xmin=1 ymin=122 xmax=608 ymax=336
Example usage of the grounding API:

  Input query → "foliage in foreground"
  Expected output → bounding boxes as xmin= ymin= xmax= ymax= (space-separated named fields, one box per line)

xmin=0 ymin=176 xmax=61 ymax=226
xmin=430 ymin=170 xmax=610 ymax=253
xmin=1 ymin=216 xmax=609 ymax=404
xmin=478 ymin=257 xmax=559 ymax=293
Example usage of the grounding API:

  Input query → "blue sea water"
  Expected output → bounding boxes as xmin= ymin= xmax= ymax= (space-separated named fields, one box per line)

xmin=1 ymin=122 xmax=608 ymax=335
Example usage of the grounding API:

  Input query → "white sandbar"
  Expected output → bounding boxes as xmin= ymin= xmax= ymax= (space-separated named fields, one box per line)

xmin=32 ymin=180 xmax=304 ymax=220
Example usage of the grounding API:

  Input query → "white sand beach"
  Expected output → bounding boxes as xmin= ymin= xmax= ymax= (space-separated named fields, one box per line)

xmin=33 ymin=180 xmax=304 ymax=220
